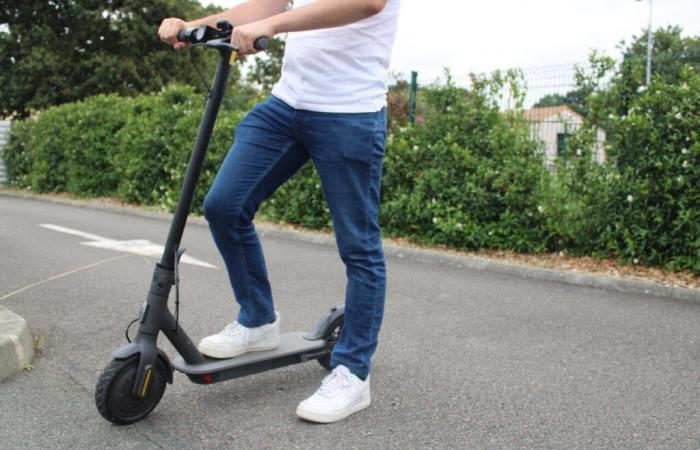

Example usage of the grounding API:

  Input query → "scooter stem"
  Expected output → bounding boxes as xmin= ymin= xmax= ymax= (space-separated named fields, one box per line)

xmin=126 ymin=47 xmax=233 ymax=397
xmin=160 ymin=47 xmax=233 ymax=269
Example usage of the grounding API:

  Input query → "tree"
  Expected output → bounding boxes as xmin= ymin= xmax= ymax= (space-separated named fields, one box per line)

xmin=533 ymin=91 xmax=587 ymax=115
xmin=0 ymin=0 xmax=223 ymax=118
xmin=246 ymin=37 xmax=285 ymax=93
xmin=584 ymin=27 xmax=700 ymax=126
xmin=619 ymin=26 xmax=700 ymax=90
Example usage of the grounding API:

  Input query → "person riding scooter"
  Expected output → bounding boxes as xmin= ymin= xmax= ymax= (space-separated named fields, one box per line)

xmin=159 ymin=0 xmax=400 ymax=423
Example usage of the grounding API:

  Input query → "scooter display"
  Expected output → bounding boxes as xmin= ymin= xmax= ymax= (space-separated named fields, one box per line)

xmin=95 ymin=20 xmax=344 ymax=425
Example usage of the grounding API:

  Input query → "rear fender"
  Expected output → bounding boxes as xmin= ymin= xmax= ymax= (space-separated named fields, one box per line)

xmin=303 ymin=305 xmax=344 ymax=341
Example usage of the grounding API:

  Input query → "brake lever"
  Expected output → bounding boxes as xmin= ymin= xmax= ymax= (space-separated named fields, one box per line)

xmin=208 ymin=41 xmax=240 ymax=52
xmin=192 ymin=38 xmax=239 ymax=52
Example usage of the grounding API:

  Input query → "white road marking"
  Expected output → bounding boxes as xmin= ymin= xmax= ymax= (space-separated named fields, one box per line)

xmin=39 ymin=224 xmax=216 ymax=269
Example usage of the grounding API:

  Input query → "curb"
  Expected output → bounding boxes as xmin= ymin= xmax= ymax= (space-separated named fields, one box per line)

xmin=257 ymin=227 xmax=700 ymax=303
xmin=0 ymin=305 xmax=33 ymax=382
xmin=2 ymin=189 xmax=699 ymax=304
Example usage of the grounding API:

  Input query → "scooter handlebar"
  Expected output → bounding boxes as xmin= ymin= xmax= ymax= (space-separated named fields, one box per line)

xmin=176 ymin=28 xmax=192 ymax=43
xmin=177 ymin=26 xmax=269 ymax=51
xmin=253 ymin=37 xmax=270 ymax=51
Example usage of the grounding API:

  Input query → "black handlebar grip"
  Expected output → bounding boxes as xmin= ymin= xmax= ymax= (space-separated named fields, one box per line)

xmin=254 ymin=37 xmax=270 ymax=51
xmin=177 ymin=29 xmax=191 ymax=43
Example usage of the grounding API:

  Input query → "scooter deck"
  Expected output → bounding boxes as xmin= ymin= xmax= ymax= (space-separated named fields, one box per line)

xmin=172 ymin=332 xmax=327 ymax=383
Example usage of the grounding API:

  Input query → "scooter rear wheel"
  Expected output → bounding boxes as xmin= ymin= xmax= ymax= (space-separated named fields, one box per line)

xmin=95 ymin=355 xmax=167 ymax=425
xmin=317 ymin=315 xmax=344 ymax=370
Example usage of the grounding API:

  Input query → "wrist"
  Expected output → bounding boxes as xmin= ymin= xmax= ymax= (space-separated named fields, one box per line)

xmin=185 ymin=19 xmax=200 ymax=28
xmin=263 ymin=15 xmax=284 ymax=36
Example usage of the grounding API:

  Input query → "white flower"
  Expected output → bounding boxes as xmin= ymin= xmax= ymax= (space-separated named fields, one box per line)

xmin=446 ymin=106 xmax=453 ymax=112
xmin=675 ymin=112 xmax=683 ymax=120
xmin=608 ymin=113 xmax=616 ymax=120
xmin=627 ymin=194 xmax=634 ymax=203
xmin=637 ymin=85 xmax=647 ymax=94
xmin=682 ymin=160 xmax=689 ymax=169
xmin=681 ymin=148 xmax=689 ymax=155
xmin=432 ymin=217 xmax=439 ymax=224
xmin=488 ymin=230 xmax=494 ymax=236
xmin=412 ymin=145 xmax=419 ymax=151
xmin=431 ymin=198 xmax=436 ymax=204
xmin=677 ymin=176 xmax=684 ymax=183
xmin=456 ymin=223 xmax=463 ymax=230
xmin=633 ymin=258 xmax=640 ymax=264
xmin=537 ymin=205 xmax=545 ymax=213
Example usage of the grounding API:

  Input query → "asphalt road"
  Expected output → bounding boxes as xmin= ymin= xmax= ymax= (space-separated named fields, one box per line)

xmin=0 ymin=195 xmax=698 ymax=449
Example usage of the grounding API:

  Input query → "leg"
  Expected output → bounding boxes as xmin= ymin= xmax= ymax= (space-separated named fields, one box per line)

xmin=204 ymin=97 xmax=309 ymax=327
xmin=299 ymin=109 xmax=388 ymax=380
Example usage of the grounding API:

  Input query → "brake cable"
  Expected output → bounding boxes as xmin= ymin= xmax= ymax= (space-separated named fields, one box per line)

xmin=190 ymin=47 xmax=213 ymax=96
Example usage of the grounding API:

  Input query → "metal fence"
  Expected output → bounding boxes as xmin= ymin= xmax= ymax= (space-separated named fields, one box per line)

xmin=401 ymin=62 xmax=610 ymax=166
xmin=517 ymin=64 xmax=607 ymax=165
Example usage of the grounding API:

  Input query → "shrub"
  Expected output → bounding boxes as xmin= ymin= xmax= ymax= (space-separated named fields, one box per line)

xmin=381 ymin=72 xmax=549 ymax=251
xmin=109 ymin=84 xmax=246 ymax=212
xmin=3 ymin=119 xmax=36 ymax=188
xmin=5 ymin=94 xmax=130 ymax=195
xmin=4 ymin=66 xmax=698 ymax=274
xmin=4 ymin=85 xmax=245 ymax=213
xmin=601 ymin=67 xmax=700 ymax=271
xmin=547 ymin=63 xmax=700 ymax=272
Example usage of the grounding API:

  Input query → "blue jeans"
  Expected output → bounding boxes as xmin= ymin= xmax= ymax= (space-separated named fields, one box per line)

xmin=203 ymin=96 xmax=387 ymax=380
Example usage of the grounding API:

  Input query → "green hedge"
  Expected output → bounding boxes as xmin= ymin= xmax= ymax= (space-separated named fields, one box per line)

xmin=597 ymin=67 xmax=699 ymax=271
xmin=379 ymin=75 xmax=548 ymax=252
xmin=4 ymin=72 xmax=699 ymax=273
xmin=534 ymin=65 xmax=700 ymax=273
xmin=4 ymin=85 xmax=247 ymax=212
xmin=262 ymin=73 xmax=550 ymax=252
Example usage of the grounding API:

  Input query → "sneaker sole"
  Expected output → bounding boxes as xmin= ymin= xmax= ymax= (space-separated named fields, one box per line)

xmin=198 ymin=338 xmax=280 ymax=360
xmin=296 ymin=395 xmax=371 ymax=424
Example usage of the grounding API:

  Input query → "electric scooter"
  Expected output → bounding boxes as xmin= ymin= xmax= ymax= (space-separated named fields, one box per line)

xmin=95 ymin=20 xmax=344 ymax=425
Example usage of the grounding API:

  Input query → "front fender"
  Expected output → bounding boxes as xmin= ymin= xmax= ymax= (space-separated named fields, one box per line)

xmin=111 ymin=342 xmax=174 ymax=384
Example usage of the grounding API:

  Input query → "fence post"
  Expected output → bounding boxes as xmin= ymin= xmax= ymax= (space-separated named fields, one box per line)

xmin=620 ymin=52 xmax=632 ymax=117
xmin=408 ymin=71 xmax=418 ymax=124
xmin=0 ymin=120 xmax=10 ymax=185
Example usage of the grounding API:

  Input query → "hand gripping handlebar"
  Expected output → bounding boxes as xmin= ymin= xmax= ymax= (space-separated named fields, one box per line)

xmin=177 ymin=19 xmax=269 ymax=51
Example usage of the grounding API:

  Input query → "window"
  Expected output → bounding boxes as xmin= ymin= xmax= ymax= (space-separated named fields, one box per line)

xmin=557 ymin=133 xmax=571 ymax=158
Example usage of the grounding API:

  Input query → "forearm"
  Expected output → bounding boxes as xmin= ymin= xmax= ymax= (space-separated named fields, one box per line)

xmin=265 ymin=0 xmax=387 ymax=35
xmin=187 ymin=0 xmax=289 ymax=28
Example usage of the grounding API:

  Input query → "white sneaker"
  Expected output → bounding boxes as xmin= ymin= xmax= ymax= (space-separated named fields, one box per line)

xmin=296 ymin=365 xmax=371 ymax=423
xmin=198 ymin=312 xmax=280 ymax=359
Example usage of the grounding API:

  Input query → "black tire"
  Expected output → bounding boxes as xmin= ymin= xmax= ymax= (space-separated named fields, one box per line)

xmin=317 ymin=315 xmax=344 ymax=370
xmin=95 ymin=355 xmax=167 ymax=425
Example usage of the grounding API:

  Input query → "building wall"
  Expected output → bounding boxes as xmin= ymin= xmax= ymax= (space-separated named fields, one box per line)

xmin=528 ymin=111 xmax=606 ymax=165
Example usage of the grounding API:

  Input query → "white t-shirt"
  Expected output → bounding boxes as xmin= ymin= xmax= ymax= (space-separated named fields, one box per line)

xmin=271 ymin=0 xmax=400 ymax=113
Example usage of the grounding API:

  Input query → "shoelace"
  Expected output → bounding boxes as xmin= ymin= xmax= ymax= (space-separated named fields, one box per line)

xmin=317 ymin=368 xmax=352 ymax=399
xmin=221 ymin=321 xmax=245 ymax=337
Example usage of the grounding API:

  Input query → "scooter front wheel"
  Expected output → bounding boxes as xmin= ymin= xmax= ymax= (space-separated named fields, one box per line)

xmin=95 ymin=355 xmax=167 ymax=425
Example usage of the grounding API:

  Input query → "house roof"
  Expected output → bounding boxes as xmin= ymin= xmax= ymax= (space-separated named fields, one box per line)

xmin=523 ymin=105 xmax=582 ymax=122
